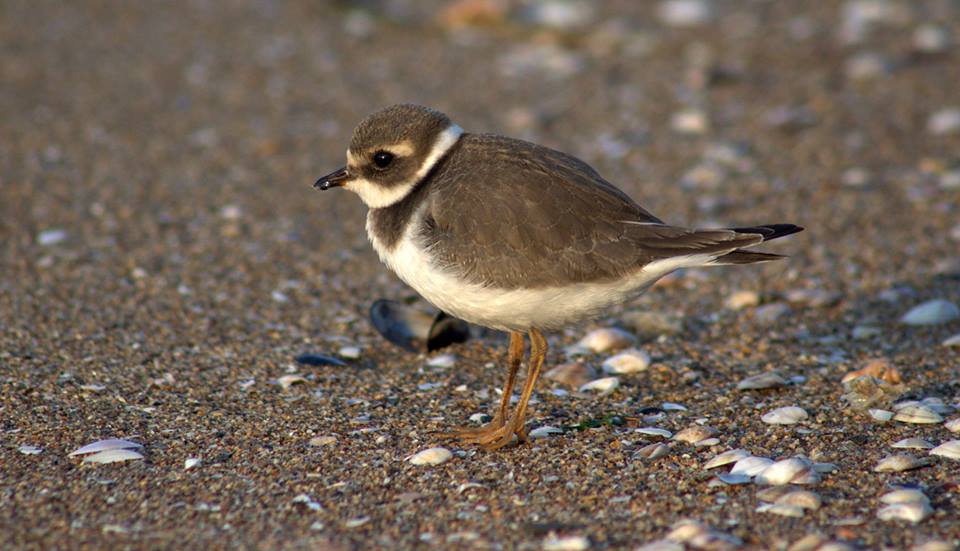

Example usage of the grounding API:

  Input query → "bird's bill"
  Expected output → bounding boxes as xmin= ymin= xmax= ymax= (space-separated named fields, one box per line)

xmin=314 ymin=167 xmax=350 ymax=190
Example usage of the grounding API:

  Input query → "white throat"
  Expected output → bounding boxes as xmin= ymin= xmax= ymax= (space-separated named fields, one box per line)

xmin=348 ymin=124 xmax=463 ymax=209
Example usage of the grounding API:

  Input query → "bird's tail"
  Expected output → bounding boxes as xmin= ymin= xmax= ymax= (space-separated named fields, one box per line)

xmin=710 ymin=224 xmax=803 ymax=265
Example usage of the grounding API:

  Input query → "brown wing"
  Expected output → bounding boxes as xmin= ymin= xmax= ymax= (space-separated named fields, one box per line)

xmin=423 ymin=134 xmax=774 ymax=289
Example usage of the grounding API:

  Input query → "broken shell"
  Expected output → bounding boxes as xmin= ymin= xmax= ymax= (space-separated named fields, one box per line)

xmin=601 ymin=349 xmax=650 ymax=374
xmin=369 ymin=299 xmax=470 ymax=353
xmin=407 ymin=447 xmax=453 ymax=466
xmin=754 ymin=458 xmax=818 ymax=485
xmin=574 ymin=327 xmax=636 ymax=353
xmin=929 ymin=440 xmax=960 ymax=459
xmin=184 ymin=458 xmax=202 ymax=469
xmin=761 ymin=406 xmax=808 ymax=425
xmin=578 ymin=377 xmax=620 ymax=394
xmin=880 ymin=489 xmax=930 ymax=505
xmin=737 ymin=372 xmax=786 ymax=390
xmin=893 ymin=405 xmax=943 ymax=424
xmin=277 ymin=374 xmax=307 ymax=389
xmin=673 ymin=425 xmax=717 ymax=444
xmin=18 ymin=445 xmax=42 ymax=455
xmin=83 ymin=449 xmax=145 ymax=464
xmin=730 ymin=456 xmax=774 ymax=477
xmin=529 ymin=426 xmax=564 ymax=439
xmin=703 ymin=449 xmax=751 ymax=469
xmin=873 ymin=453 xmax=933 ymax=472
xmin=70 ymin=438 xmax=143 ymax=457
xmin=636 ymin=442 xmax=670 ymax=460
xmin=891 ymin=437 xmax=934 ymax=450
xmin=877 ymin=502 xmax=932 ymax=523
xmin=842 ymin=359 xmax=902 ymax=384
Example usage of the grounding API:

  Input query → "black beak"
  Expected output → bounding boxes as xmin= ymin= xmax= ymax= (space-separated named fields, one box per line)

xmin=314 ymin=167 xmax=350 ymax=190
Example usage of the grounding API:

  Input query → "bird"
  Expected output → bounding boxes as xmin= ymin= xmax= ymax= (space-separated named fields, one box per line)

xmin=314 ymin=104 xmax=802 ymax=450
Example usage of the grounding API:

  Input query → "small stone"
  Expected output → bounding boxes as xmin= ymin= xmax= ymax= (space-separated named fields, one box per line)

xmin=520 ymin=1 xmax=594 ymax=30
xmin=873 ymin=453 xmax=933 ymax=472
xmin=309 ymin=435 xmax=337 ymax=446
xmin=901 ymin=299 xmax=960 ymax=325
xmin=784 ymin=289 xmax=842 ymax=308
xmin=730 ymin=456 xmax=774 ymax=477
xmin=913 ymin=24 xmax=951 ymax=54
xmin=670 ymin=109 xmax=709 ymax=135
xmin=761 ymin=406 xmax=808 ymax=425
xmin=529 ymin=426 xmax=564 ymax=439
xmin=928 ymin=108 xmax=960 ymax=136
xmin=877 ymin=502 xmax=932 ymax=523
xmin=737 ymin=372 xmax=786 ymax=390
xmin=703 ymin=449 xmax=751 ymax=469
xmin=845 ymin=52 xmax=890 ymax=80
xmin=338 ymin=346 xmax=361 ymax=360
xmin=852 ymin=325 xmax=882 ymax=339
xmin=436 ymin=0 xmax=507 ymax=29
xmin=841 ymin=167 xmax=871 ymax=187
xmin=578 ymin=377 xmax=620 ymax=394
xmin=184 ymin=458 xmax=201 ymax=470
xmin=842 ymin=375 xmax=903 ymax=410
xmin=295 ymin=353 xmax=347 ymax=367
xmin=893 ymin=405 xmax=943 ymax=424
xmin=754 ymin=302 xmax=790 ymax=323
xmin=943 ymin=334 xmax=960 ymax=347
xmin=292 ymin=494 xmax=324 ymax=512
xmin=573 ymin=328 xmax=636 ymax=354
xmin=726 ymin=290 xmax=759 ymax=310
xmin=657 ymin=0 xmax=713 ymax=27
xmin=37 ymin=228 xmax=67 ymax=246
xmin=544 ymin=362 xmax=596 ymax=388
xmin=407 ymin=447 xmax=453 ymax=466
xmin=929 ymin=440 xmax=960 ymax=459
xmin=426 ymin=354 xmax=456 ymax=368
xmin=621 ymin=311 xmax=683 ymax=339
xmin=542 ymin=534 xmax=590 ymax=551
xmin=498 ymin=44 xmax=584 ymax=81
xmin=911 ymin=541 xmax=954 ymax=551
xmin=277 ymin=374 xmax=307 ymax=389
xmin=601 ymin=349 xmax=651 ymax=374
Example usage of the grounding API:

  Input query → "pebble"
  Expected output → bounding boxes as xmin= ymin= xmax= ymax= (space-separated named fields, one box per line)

xmin=943 ymin=334 xmax=960 ymax=347
xmin=544 ymin=362 xmax=596 ymax=388
xmin=737 ymin=372 xmax=786 ymax=390
xmin=601 ymin=349 xmax=650 ymax=374
xmin=730 ymin=456 xmax=774 ymax=477
xmin=911 ymin=542 xmax=954 ymax=551
xmin=657 ymin=0 xmax=713 ymax=27
xmin=670 ymin=109 xmax=709 ymax=135
xmin=852 ymin=325 xmax=882 ymax=339
xmin=292 ymin=494 xmax=323 ymax=512
xmin=277 ymin=374 xmax=307 ymax=389
xmin=309 ymin=435 xmax=337 ymax=446
xmin=841 ymin=0 xmax=910 ymax=44
xmin=664 ymin=519 xmax=741 ymax=548
xmin=929 ymin=440 xmax=960 ymax=459
xmin=529 ymin=426 xmax=564 ymax=439
xmin=877 ymin=502 xmax=932 ymax=523
xmin=542 ymin=534 xmax=590 ymax=551
xmin=572 ymin=328 xmax=636 ymax=354
xmin=891 ymin=438 xmax=934 ymax=450
xmin=900 ymin=299 xmax=960 ymax=325
xmin=37 ymin=228 xmax=67 ymax=246
xmin=873 ymin=453 xmax=932 ymax=472
xmin=519 ymin=1 xmax=594 ymax=31
xmin=841 ymin=167 xmax=871 ymax=187
xmin=761 ymin=406 xmax=808 ymax=425
xmin=407 ymin=447 xmax=453 ymax=466
xmin=83 ymin=449 xmax=145 ymax=464
xmin=498 ymin=44 xmax=584 ymax=81
xmin=724 ymin=291 xmax=760 ymax=310
xmin=338 ymin=346 xmax=361 ymax=360
xmin=673 ymin=425 xmax=717 ymax=444
xmin=893 ymin=405 xmax=943 ymax=424
xmin=578 ymin=377 xmax=620 ymax=394
xmin=636 ymin=442 xmax=670 ymax=460
xmin=754 ymin=458 xmax=819 ymax=485
xmin=845 ymin=52 xmax=890 ymax=81
xmin=784 ymin=289 xmax=842 ymax=308
xmin=426 ymin=354 xmax=457 ymax=368
xmin=703 ymin=449 xmax=751 ymax=469
xmin=18 ymin=445 xmax=42 ymax=455
xmin=754 ymin=302 xmax=791 ymax=323
xmin=913 ymin=24 xmax=951 ymax=54
xmin=70 ymin=439 xmax=143 ymax=457
xmin=945 ymin=418 xmax=960 ymax=432
xmin=184 ymin=458 xmax=202 ymax=469
xmin=927 ymin=108 xmax=960 ymax=136
xmin=635 ymin=541 xmax=684 ymax=551
xmin=621 ymin=311 xmax=683 ymax=339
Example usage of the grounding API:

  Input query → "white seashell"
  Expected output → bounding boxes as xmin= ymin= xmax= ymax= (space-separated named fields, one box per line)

xmin=911 ymin=541 xmax=954 ymax=551
xmin=636 ymin=427 xmax=672 ymax=438
xmin=737 ymin=372 xmax=786 ymax=390
xmin=873 ymin=454 xmax=933 ymax=472
xmin=929 ymin=440 xmax=960 ymax=459
xmin=37 ymin=228 xmax=67 ymax=245
xmin=636 ymin=443 xmax=670 ymax=460
xmin=892 ymin=438 xmax=934 ymax=450
xmin=601 ymin=349 xmax=650 ymax=374
xmin=725 ymin=290 xmax=759 ymax=310
xmin=635 ymin=541 xmax=684 ymax=551
xmin=292 ymin=494 xmax=323 ymax=512
xmin=776 ymin=490 xmax=822 ymax=510
xmin=943 ymin=334 xmax=960 ymax=347
xmin=426 ymin=354 xmax=456 ymax=368
xmin=184 ymin=457 xmax=201 ymax=470
xmin=869 ymin=409 xmax=894 ymax=422
xmin=338 ymin=346 xmax=361 ymax=359
xmin=542 ymin=534 xmax=590 ymax=551
xmin=877 ymin=502 xmax=932 ymax=523
xmin=661 ymin=402 xmax=687 ymax=411
xmin=529 ymin=426 xmax=564 ymax=439
xmin=756 ymin=502 xmax=805 ymax=517
xmin=703 ymin=449 xmax=751 ymax=469
xmin=730 ymin=456 xmax=774 ymax=477
xmin=344 ymin=517 xmax=370 ymax=528
xmin=578 ymin=377 xmax=620 ymax=394
xmin=716 ymin=473 xmax=752 ymax=485
xmin=665 ymin=519 xmax=741 ymax=547
xmin=69 ymin=438 xmax=143 ymax=457
xmin=83 ymin=449 xmax=145 ymax=464
xmin=893 ymin=405 xmax=943 ymax=424
xmin=754 ymin=458 xmax=814 ymax=485
xmin=900 ymin=299 xmax=960 ymax=325
xmin=880 ymin=489 xmax=930 ymax=505
xmin=277 ymin=374 xmax=307 ymax=389
xmin=658 ymin=0 xmax=714 ymax=27
xmin=407 ymin=447 xmax=453 ymax=466
xmin=788 ymin=469 xmax=823 ymax=485
xmin=672 ymin=425 xmax=717 ymax=444
xmin=945 ymin=418 xmax=960 ymax=433
xmin=670 ymin=109 xmax=709 ymax=135
xmin=18 ymin=445 xmax=42 ymax=455
xmin=761 ymin=406 xmax=808 ymax=425
xmin=574 ymin=328 xmax=636 ymax=353
xmin=694 ymin=437 xmax=720 ymax=447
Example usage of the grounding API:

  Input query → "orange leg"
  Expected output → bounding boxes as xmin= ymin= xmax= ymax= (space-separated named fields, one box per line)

xmin=482 ymin=328 xmax=547 ymax=450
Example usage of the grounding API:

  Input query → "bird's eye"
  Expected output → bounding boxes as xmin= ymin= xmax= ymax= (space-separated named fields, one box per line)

xmin=372 ymin=151 xmax=394 ymax=169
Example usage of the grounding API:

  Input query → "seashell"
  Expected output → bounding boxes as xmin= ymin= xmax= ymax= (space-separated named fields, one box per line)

xmin=877 ymin=502 xmax=932 ymax=523
xmin=574 ymin=328 xmax=636 ymax=353
xmin=943 ymin=334 xmax=960 ymax=347
xmin=344 ymin=517 xmax=370 ymax=528
xmin=704 ymin=449 xmax=751 ymax=469
xmin=673 ymin=425 xmax=717 ymax=444
xmin=880 ymin=489 xmax=929 ymax=505
xmin=544 ymin=362 xmax=596 ymax=388
xmin=37 ymin=228 xmax=67 ymax=246
xmin=776 ymin=490 xmax=822 ymax=510
xmin=407 ymin=447 xmax=453 ymax=466
xmin=309 ymin=435 xmax=337 ymax=446
xmin=716 ymin=473 xmax=752 ymax=485
xmin=842 ymin=359 xmax=901 ymax=384
xmin=636 ymin=427 xmax=673 ymax=438
xmin=661 ymin=402 xmax=687 ymax=411
xmin=754 ymin=458 xmax=816 ymax=485
xmin=731 ymin=456 xmax=774 ymax=477
xmin=70 ymin=438 xmax=143 ymax=457
xmin=929 ymin=440 xmax=960 ymax=459
xmin=83 ymin=449 xmax=145 ymax=464
xmin=18 ymin=445 xmax=42 ymax=455
xmin=277 ymin=374 xmax=307 ymax=389
xmin=761 ymin=406 xmax=808 ymax=425
xmin=911 ymin=541 xmax=954 ymax=551
xmin=469 ymin=413 xmax=491 ymax=424
xmin=529 ymin=426 xmax=564 ymax=439
xmin=869 ymin=409 xmax=894 ymax=421
xmin=737 ymin=372 xmax=786 ymax=390
xmin=756 ymin=502 xmax=805 ymax=517
xmin=636 ymin=442 xmax=670 ymax=460
xmin=891 ymin=437 xmax=934 ymax=450
xmin=294 ymin=353 xmax=346 ymax=367
xmin=426 ymin=354 xmax=456 ymax=368
xmin=756 ymin=486 xmax=793 ymax=502
xmin=945 ymin=418 xmax=960 ymax=433
xmin=620 ymin=311 xmax=683 ymax=340
xmin=369 ymin=299 xmax=470 ymax=353
xmin=900 ymin=299 xmax=960 ymax=325
xmin=785 ymin=288 xmax=842 ymax=308
xmin=292 ymin=494 xmax=323 ymax=512
xmin=893 ymin=405 xmax=943 ymax=424
xmin=787 ymin=534 xmax=829 ymax=551
xmin=578 ymin=377 xmax=620 ymax=394
xmin=184 ymin=458 xmax=201 ymax=470
xmin=665 ymin=519 xmax=741 ymax=548
xmin=542 ymin=534 xmax=590 ymax=551
xmin=725 ymin=290 xmax=759 ymax=310
xmin=695 ymin=437 xmax=720 ymax=447
xmin=873 ymin=454 xmax=933 ymax=472
xmin=337 ymin=346 xmax=361 ymax=360
xmin=601 ymin=349 xmax=650 ymax=374
xmin=635 ymin=541 xmax=685 ymax=551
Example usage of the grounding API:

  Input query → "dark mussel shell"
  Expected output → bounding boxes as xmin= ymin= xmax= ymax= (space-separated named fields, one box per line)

xmin=369 ymin=299 xmax=470 ymax=353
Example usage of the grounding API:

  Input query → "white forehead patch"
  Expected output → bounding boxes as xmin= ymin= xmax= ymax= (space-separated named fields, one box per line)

xmin=346 ymin=124 xmax=464 ymax=209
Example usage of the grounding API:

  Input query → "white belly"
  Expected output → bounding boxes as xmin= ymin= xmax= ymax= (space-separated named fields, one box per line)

xmin=366 ymin=212 xmax=705 ymax=331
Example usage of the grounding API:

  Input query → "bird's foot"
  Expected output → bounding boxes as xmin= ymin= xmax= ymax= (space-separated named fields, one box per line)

xmin=440 ymin=418 xmax=526 ymax=450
